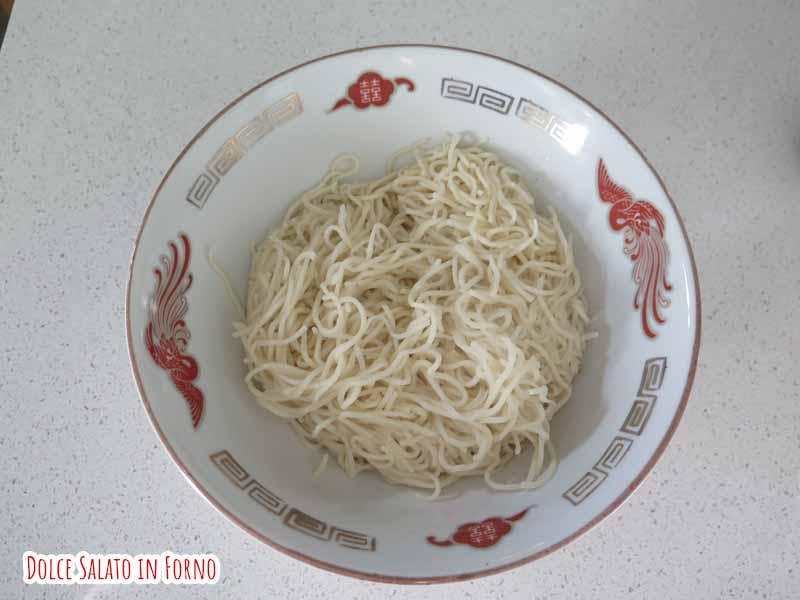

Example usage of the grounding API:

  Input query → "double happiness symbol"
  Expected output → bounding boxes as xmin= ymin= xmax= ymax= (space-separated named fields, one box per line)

xmin=426 ymin=508 xmax=531 ymax=549
xmin=328 ymin=71 xmax=415 ymax=112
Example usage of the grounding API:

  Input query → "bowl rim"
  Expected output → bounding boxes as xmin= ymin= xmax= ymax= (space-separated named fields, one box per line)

xmin=125 ymin=43 xmax=701 ymax=585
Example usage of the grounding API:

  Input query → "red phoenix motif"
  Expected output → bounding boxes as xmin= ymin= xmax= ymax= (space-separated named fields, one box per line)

xmin=598 ymin=159 xmax=672 ymax=338
xmin=329 ymin=71 xmax=415 ymax=112
xmin=426 ymin=508 xmax=531 ymax=549
xmin=145 ymin=233 xmax=204 ymax=428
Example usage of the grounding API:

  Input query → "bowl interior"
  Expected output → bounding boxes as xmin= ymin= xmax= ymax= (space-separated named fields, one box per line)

xmin=128 ymin=46 xmax=698 ymax=581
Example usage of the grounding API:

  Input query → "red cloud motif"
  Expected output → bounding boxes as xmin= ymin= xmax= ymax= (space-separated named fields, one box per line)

xmin=426 ymin=508 xmax=531 ymax=549
xmin=329 ymin=72 xmax=415 ymax=112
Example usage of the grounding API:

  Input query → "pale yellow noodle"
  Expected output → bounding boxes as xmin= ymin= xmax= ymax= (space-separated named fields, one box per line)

xmin=237 ymin=136 xmax=590 ymax=498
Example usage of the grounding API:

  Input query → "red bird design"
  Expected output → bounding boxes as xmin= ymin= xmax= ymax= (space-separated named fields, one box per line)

xmin=597 ymin=159 xmax=672 ymax=338
xmin=145 ymin=234 xmax=204 ymax=428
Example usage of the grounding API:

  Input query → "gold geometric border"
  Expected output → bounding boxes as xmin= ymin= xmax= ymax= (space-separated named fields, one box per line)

xmin=622 ymin=357 xmax=667 ymax=435
xmin=187 ymin=92 xmax=303 ymax=209
xmin=440 ymin=78 xmax=514 ymax=114
xmin=515 ymin=97 xmax=580 ymax=148
xmin=439 ymin=77 xmax=584 ymax=151
xmin=595 ymin=436 xmax=634 ymax=472
xmin=211 ymin=450 xmax=287 ymax=516
xmin=563 ymin=357 xmax=668 ymax=506
xmin=563 ymin=470 xmax=606 ymax=505
xmin=210 ymin=450 xmax=376 ymax=551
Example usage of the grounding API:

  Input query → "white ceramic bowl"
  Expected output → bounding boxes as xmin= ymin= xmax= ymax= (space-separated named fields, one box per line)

xmin=127 ymin=45 xmax=700 ymax=583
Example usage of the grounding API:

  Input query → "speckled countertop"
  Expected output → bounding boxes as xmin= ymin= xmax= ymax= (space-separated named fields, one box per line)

xmin=2 ymin=1 xmax=799 ymax=598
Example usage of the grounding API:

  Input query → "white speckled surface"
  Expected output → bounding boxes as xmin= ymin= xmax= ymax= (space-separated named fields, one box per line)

xmin=1 ymin=1 xmax=798 ymax=598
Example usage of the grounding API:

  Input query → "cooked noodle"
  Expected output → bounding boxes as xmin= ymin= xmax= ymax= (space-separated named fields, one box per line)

xmin=236 ymin=136 xmax=590 ymax=497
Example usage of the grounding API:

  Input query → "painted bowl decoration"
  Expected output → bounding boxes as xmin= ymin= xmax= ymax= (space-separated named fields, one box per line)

xmin=126 ymin=45 xmax=700 ymax=583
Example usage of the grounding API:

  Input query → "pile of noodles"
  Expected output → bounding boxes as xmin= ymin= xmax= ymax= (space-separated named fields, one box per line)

xmin=234 ymin=136 xmax=590 ymax=498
